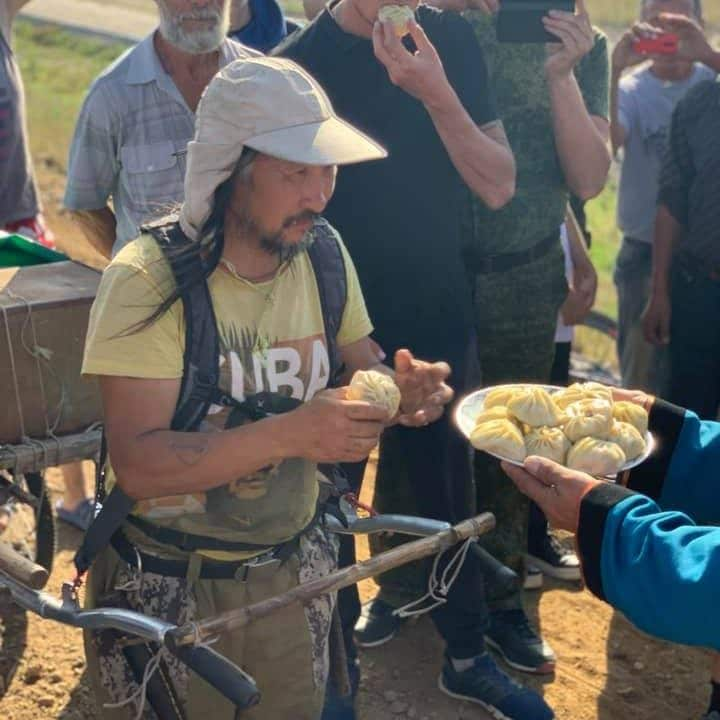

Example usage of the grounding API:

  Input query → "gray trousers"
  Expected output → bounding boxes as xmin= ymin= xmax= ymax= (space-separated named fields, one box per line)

xmin=614 ymin=237 xmax=669 ymax=395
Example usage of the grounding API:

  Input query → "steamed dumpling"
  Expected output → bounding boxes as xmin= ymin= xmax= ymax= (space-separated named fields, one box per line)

xmin=474 ymin=406 xmax=516 ymax=427
xmin=378 ymin=4 xmax=414 ymax=36
xmin=507 ymin=387 xmax=564 ymax=427
xmin=608 ymin=421 xmax=646 ymax=461
xmin=563 ymin=398 xmax=613 ymax=443
xmin=470 ymin=419 xmax=526 ymax=462
xmin=554 ymin=382 xmax=613 ymax=410
xmin=347 ymin=370 xmax=401 ymax=417
xmin=567 ymin=437 xmax=626 ymax=476
xmin=612 ymin=401 xmax=649 ymax=436
xmin=484 ymin=386 xmax=527 ymax=410
xmin=525 ymin=426 xmax=571 ymax=464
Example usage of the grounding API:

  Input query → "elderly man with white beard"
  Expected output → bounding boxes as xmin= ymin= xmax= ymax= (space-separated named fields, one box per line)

xmin=64 ymin=0 xmax=257 ymax=260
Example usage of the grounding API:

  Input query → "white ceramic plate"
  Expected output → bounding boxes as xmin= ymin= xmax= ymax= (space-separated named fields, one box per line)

xmin=454 ymin=384 xmax=655 ymax=474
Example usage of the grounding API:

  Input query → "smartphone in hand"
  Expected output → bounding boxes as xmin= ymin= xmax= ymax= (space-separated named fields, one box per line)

xmin=632 ymin=33 xmax=678 ymax=55
xmin=497 ymin=0 xmax=575 ymax=44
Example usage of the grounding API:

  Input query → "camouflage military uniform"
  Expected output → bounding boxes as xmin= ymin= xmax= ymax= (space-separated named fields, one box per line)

xmin=370 ymin=15 xmax=609 ymax=610
xmin=464 ymin=12 xmax=609 ymax=607
xmin=84 ymin=525 xmax=337 ymax=720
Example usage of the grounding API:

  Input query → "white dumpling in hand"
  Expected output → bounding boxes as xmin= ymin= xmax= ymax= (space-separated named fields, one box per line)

xmin=554 ymin=382 xmax=613 ymax=410
xmin=567 ymin=437 xmax=626 ymax=476
xmin=612 ymin=401 xmax=649 ymax=436
xmin=347 ymin=370 xmax=401 ymax=417
xmin=470 ymin=419 xmax=526 ymax=462
xmin=608 ymin=421 xmax=646 ymax=461
xmin=563 ymin=398 xmax=613 ymax=443
xmin=506 ymin=387 xmax=564 ymax=427
xmin=525 ymin=426 xmax=571 ymax=464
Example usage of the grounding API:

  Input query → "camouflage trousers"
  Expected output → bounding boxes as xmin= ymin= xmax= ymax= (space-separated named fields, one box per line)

xmin=473 ymin=242 xmax=567 ymax=609
xmin=84 ymin=526 xmax=337 ymax=720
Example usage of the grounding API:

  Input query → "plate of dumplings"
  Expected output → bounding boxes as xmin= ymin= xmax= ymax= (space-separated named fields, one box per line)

xmin=455 ymin=382 xmax=654 ymax=477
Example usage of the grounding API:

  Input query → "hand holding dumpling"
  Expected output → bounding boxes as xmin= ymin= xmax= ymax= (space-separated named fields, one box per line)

xmin=347 ymin=369 xmax=402 ymax=417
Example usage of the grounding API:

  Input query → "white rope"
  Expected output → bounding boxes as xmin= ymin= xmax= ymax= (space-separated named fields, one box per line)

xmin=7 ymin=289 xmax=66 ymax=436
xmin=103 ymin=645 xmax=166 ymax=720
xmin=393 ymin=538 xmax=475 ymax=619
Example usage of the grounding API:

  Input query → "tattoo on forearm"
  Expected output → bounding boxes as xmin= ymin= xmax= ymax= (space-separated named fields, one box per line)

xmin=169 ymin=436 xmax=210 ymax=467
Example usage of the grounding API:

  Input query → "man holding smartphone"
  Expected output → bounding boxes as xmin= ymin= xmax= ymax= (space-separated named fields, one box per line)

xmin=612 ymin=0 xmax=714 ymax=396
xmin=440 ymin=0 xmax=610 ymax=676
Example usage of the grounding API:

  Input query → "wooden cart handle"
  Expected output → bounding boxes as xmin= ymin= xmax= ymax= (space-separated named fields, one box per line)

xmin=0 ymin=540 xmax=48 ymax=590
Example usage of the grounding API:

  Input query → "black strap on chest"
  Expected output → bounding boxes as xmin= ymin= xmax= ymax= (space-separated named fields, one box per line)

xmin=74 ymin=218 xmax=349 ymax=576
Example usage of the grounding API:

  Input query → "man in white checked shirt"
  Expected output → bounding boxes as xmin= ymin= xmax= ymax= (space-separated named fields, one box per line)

xmin=64 ymin=0 xmax=257 ymax=259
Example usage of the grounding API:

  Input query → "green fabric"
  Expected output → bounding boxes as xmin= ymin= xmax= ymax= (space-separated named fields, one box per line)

xmin=463 ymin=12 xmax=609 ymax=255
xmin=473 ymin=246 xmax=567 ymax=608
xmin=0 ymin=233 xmax=66 ymax=267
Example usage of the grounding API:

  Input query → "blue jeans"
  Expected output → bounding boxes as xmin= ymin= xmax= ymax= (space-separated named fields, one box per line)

xmin=614 ymin=237 xmax=669 ymax=394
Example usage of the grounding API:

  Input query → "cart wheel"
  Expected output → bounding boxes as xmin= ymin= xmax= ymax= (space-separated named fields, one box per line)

xmin=570 ymin=311 xmax=621 ymax=387
xmin=0 ymin=471 xmax=56 ymax=576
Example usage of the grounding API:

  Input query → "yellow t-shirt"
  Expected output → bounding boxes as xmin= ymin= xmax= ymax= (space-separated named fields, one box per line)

xmin=82 ymin=224 xmax=373 ymax=559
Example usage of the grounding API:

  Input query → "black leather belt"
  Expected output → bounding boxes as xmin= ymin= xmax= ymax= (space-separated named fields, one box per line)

xmin=110 ymin=530 xmax=300 ymax=581
xmin=465 ymin=231 xmax=559 ymax=275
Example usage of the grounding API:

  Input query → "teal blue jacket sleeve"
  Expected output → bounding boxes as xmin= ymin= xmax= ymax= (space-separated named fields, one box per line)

xmin=622 ymin=399 xmax=720 ymax=523
xmin=575 ymin=400 xmax=720 ymax=649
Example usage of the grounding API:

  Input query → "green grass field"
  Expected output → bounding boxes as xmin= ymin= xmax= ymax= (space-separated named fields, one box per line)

xmin=17 ymin=18 xmax=628 ymax=319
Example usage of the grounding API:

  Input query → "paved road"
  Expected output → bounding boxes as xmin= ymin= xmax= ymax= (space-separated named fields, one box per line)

xmin=21 ymin=0 xmax=154 ymax=42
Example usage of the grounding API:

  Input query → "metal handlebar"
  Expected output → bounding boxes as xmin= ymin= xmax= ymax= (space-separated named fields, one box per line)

xmin=328 ymin=506 xmax=518 ymax=598
xmin=0 ymin=507 xmax=512 ymax=714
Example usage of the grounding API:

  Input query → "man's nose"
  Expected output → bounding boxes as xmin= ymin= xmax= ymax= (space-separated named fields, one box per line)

xmin=303 ymin=179 xmax=330 ymax=212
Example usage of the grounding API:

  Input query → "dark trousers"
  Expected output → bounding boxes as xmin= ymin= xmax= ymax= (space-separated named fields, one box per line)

xmin=337 ymin=340 xmax=489 ymax=659
xmin=668 ymin=263 xmax=720 ymax=420
xmin=527 ymin=341 xmax=572 ymax=552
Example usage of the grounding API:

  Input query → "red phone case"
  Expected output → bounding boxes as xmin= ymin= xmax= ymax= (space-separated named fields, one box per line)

xmin=632 ymin=34 xmax=679 ymax=55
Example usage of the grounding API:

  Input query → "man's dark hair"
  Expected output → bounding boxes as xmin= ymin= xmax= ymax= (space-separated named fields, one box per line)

xmin=136 ymin=148 xmax=258 ymax=332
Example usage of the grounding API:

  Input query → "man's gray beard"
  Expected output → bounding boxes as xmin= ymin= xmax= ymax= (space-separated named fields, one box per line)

xmin=158 ymin=4 xmax=229 ymax=54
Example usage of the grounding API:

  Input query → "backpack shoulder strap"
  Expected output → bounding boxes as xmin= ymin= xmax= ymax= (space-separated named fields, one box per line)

xmin=150 ymin=222 xmax=221 ymax=431
xmin=306 ymin=219 xmax=348 ymax=388
xmin=74 ymin=221 xmax=220 ymax=576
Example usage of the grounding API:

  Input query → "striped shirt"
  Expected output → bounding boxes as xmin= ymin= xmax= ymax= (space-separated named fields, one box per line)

xmin=64 ymin=33 xmax=257 ymax=256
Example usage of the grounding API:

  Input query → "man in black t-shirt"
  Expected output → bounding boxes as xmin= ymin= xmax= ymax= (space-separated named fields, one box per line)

xmin=277 ymin=4 xmax=553 ymax=719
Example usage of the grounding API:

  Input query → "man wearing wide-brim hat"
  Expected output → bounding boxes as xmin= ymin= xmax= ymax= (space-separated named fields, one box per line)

xmin=80 ymin=56 xmax=455 ymax=719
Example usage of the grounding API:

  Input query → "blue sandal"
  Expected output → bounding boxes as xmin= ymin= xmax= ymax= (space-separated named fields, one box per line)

xmin=55 ymin=498 xmax=95 ymax=531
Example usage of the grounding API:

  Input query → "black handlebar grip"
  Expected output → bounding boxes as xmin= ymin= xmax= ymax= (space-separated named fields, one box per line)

xmin=469 ymin=542 xmax=519 ymax=598
xmin=165 ymin=636 xmax=261 ymax=710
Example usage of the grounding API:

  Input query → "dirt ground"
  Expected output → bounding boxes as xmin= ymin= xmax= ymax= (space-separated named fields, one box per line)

xmin=0 ymin=159 xmax=716 ymax=720
xmin=0 ymin=459 xmax=715 ymax=720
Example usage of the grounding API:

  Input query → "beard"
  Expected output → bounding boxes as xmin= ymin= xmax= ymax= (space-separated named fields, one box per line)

xmin=158 ymin=1 xmax=229 ymax=54
xmin=232 ymin=208 xmax=319 ymax=257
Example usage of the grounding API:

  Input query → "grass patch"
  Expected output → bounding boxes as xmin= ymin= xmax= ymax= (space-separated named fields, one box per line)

xmin=14 ymin=21 xmax=130 ymax=171
xmin=587 ymin=176 xmax=621 ymax=320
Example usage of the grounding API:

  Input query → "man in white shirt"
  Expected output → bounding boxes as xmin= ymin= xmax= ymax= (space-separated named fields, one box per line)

xmin=64 ymin=0 xmax=257 ymax=259
xmin=611 ymin=0 xmax=714 ymax=393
